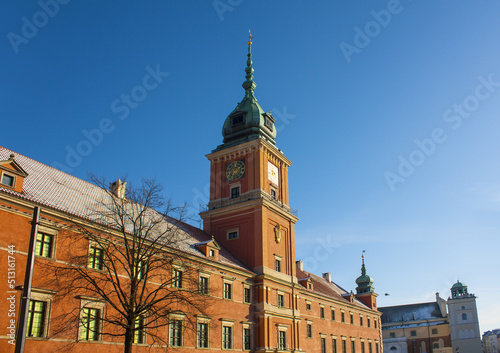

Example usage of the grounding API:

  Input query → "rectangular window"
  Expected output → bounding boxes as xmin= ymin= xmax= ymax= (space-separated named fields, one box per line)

xmin=374 ymin=319 xmax=377 ymax=329
xmin=367 ymin=318 xmax=371 ymax=328
xmin=331 ymin=309 xmax=336 ymax=321
xmin=1 ymin=173 xmax=14 ymax=187
xmin=199 ymin=276 xmax=209 ymax=295
xmin=342 ymin=340 xmax=347 ymax=353
xmin=173 ymin=269 xmax=183 ymax=288
xmin=278 ymin=294 xmax=285 ymax=308
xmin=134 ymin=315 xmax=145 ymax=344
xmin=389 ymin=333 xmax=395 ymax=338
xmin=332 ymin=338 xmax=337 ymax=353
xmin=321 ymin=337 xmax=327 ymax=353
xmin=210 ymin=249 xmax=215 ymax=256
xmin=351 ymin=340 xmax=356 ymax=353
xmin=27 ymin=300 xmax=46 ymax=337
xmin=279 ymin=331 xmax=287 ymax=350
xmin=228 ymin=231 xmax=238 ymax=240
xmin=244 ymin=328 xmax=251 ymax=350
xmin=369 ymin=342 xmax=373 ymax=353
xmin=361 ymin=341 xmax=365 ymax=353
xmin=231 ymin=186 xmax=240 ymax=199
xmin=341 ymin=312 xmax=345 ymax=323
xmin=197 ymin=322 xmax=209 ymax=348
xmin=88 ymin=245 xmax=104 ymax=270
xmin=224 ymin=283 xmax=232 ymax=299
xmin=275 ymin=259 xmax=281 ymax=272
xmin=320 ymin=307 xmax=325 ymax=319
xmin=222 ymin=326 xmax=232 ymax=349
xmin=79 ymin=308 xmax=101 ymax=341
xmin=432 ymin=328 xmax=438 ymax=334
xmin=376 ymin=343 xmax=379 ymax=353
xmin=360 ymin=316 xmax=363 ymax=326
xmin=306 ymin=302 xmax=311 ymax=310
xmin=350 ymin=313 xmax=354 ymax=324
xmin=410 ymin=330 xmax=416 ymax=337
xmin=244 ymin=287 xmax=251 ymax=303
xmin=170 ymin=320 xmax=183 ymax=347
xmin=271 ymin=188 xmax=277 ymax=199
xmin=35 ymin=232 xmax=53 ymax=258
xmin=307 ymin=324 xmax=312 ymax=338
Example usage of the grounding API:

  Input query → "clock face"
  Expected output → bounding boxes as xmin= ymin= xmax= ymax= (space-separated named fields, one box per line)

xmin=268 ymin=162 xmax=279 ymax=185
xmin=226 ymin=160 xmax=245 ymax=181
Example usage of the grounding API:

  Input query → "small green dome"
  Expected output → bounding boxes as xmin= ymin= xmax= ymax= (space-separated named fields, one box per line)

xmin=452 ymin=281 xmax=467 ymax=289
xmin=216 ymin=36 xmax=277 ymax=152
xmin=356 ymin=256 xmax=375 ymax=294
xmin=356 ymin=273 xmax=374 ymax=286
xmin=451 ymin=280 xmax=468 ymax=298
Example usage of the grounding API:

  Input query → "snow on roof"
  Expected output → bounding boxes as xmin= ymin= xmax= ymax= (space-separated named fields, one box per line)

xmin=0 ymin=146 xmax=250 ymax=273
xmin=379 ymin=302 xmax=444 ymax=324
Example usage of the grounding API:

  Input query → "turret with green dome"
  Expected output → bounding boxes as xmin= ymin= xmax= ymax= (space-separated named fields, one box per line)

xmin=215 ymin=31 xmax=277 ymax=152
xmin=356 ymin=253 xmax=375 ymax=294
xmin=451 ymin=280 xmax=468 ymax=298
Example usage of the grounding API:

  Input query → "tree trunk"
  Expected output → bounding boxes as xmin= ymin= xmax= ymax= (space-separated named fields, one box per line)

xmin=124 ymin=326 xmax=134 ymax=353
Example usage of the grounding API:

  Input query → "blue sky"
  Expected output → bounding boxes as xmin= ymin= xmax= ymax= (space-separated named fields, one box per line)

xmin=3 ymin=1 xmax=500 ymax=332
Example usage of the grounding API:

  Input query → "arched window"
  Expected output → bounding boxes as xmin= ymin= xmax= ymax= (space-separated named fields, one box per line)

xmin=390 ymin=347 xmax=397 ymax=351
xmin=462 ymin=313 xmax=467 ymax=320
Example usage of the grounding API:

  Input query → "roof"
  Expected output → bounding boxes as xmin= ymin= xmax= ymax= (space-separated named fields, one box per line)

xmin=0 ymin=146 xmax=251 ymax=273
xmin=379 ymin=302 xmax=444 ymax=324
xmin=296 ymin=268 xmax=373 ymax=310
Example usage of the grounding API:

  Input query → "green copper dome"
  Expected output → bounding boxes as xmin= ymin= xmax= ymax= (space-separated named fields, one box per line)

xmin=356 ymin=255 xmax=375 ymax=294
xmin=451 ymin=280 xmax=468 ymax=298
xmin=452 ymin=280 xmax=467 ymax=289
xmin=216 ymin=34 xmax=277 ymax=151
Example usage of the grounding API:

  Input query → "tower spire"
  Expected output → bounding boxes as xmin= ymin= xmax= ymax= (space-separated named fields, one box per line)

xmin=361 ymin=250 xmax=367 ymax=276
xmin=242 ymin=30 xmax=257 ymax=97
xmin=356 ymin=250 xmax=374 ymax=294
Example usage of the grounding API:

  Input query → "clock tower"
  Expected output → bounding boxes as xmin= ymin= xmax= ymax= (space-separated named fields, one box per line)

xmin=200 ymin=35 xmax=298 ymax=277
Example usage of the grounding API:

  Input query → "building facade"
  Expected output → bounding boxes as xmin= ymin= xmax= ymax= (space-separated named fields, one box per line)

xmin=379 ymin=282 xmax=481 ymax=353
xmin=483 ymin=329 xmax=500 ymax=353
xmin=0 ymin=38 xmax=382 ymax=352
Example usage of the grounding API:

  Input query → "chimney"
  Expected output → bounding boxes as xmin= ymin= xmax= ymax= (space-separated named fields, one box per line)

xmin=110 ymin=179 xmax=127 ymax=199
xmin=322 ymin=272 xmax=332 ymax=282
xmin=296 ymin=260 xmax=303 ymax=271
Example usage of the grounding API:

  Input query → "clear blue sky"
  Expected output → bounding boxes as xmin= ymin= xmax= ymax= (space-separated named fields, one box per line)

xmin=3 ymin=1 xmax=499 ymax=333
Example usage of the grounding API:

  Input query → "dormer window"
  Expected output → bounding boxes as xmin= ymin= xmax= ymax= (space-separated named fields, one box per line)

xmin=262 ymin=113 xmax=275 ymax=130
xmin=232 ymin=114 xmax=244 ymax=126
xmin=1 ymin=173 xmax=14 ymax=187
xmin=0 ymin=154 xmax=28 ymax=192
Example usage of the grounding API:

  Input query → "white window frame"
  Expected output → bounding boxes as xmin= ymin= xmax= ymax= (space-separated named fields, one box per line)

xmin=26 ymin=289 xmax=54 ymax=338
xmin=242 ymin=322 xmax=253 ymax=351
xmin=226 ymin=227 xmax=239 ymax=240
xmin=169 ymin=312 xmax=185 ymax=347
xmin=196 ymin=316 xmax=211 ymax=349
xmin=221 ymin=319 xmax=235 ymax=350
xmin=229 ymin=182 xmax=241 ymax=199
xmin=0 ymin=171 xmax=16 ymax=188
xmin=78 ymin=297 xmax=105 ymax=341
xmin=35 ymin=225 xmax=58 ymax=259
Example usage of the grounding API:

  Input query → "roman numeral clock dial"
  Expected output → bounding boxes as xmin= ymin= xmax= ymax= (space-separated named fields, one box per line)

xmin=226 ymin=160 xmax=245 ymax=181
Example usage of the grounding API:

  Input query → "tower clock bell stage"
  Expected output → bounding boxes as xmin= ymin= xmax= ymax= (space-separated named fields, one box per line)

xmin=200 ymin=34 xmax=298 ymax=277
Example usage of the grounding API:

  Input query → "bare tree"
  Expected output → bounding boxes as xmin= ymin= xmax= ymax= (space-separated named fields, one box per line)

xmin=45 ymin=176 xmax=211 ymax=353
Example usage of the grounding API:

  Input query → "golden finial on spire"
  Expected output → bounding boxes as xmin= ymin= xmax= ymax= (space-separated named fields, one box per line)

xmin=248 ymin=29 xmax=253 ymax=45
